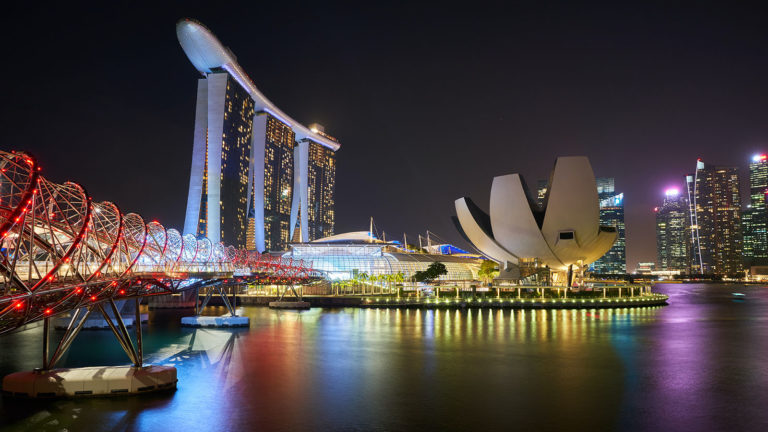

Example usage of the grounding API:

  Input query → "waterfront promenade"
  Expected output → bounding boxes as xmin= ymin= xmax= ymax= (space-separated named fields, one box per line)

xmin=183 ymin=283 xmax=668 ymax=310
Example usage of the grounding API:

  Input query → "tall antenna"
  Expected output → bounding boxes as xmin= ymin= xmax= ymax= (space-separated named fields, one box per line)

xmin=369 ymin=216 xmax=374 ymax=243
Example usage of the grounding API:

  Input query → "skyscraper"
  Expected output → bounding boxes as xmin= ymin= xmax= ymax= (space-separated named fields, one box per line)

xmin=177 ymin=19 xmax=339 ymax=251
xmin=655 ymin=188 xmax=689 ymax=271
xmin=536 ymin=180 xmax=548 ymax=208
xmin=591 ymin=178 xmax=626 ymax=273
xmin=743 ymin=154 xmax=768 ymax=263
xmin=305 ymin=124 xmax=337 ymax=241
xmin=686 ymin=160 xmax=743 ymax=275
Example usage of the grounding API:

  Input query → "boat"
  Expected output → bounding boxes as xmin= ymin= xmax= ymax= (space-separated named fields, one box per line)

xmin=732 ymin=292 xmax=746 ymax=299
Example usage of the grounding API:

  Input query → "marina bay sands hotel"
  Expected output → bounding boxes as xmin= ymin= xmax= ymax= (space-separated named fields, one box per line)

xmin=177 ymin=19 xmax=339 ymax=251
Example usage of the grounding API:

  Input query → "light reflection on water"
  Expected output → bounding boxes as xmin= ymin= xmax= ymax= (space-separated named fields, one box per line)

xmin=0 ymin=284 xmax=767 ymax=431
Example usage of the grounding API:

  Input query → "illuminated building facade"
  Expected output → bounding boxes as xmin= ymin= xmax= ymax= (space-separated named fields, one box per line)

xmin=743 ymin=154 xmax=768 ymax=262
xmin=178 ymin=19 xmax=339 ymax=251
xmin=306 ymin=135 xmax=336 ymax=241
xmin=591 ymin=178 xmax=626 ymax=274
xmin=285 ymin=232 xmax=480 ymax=281
xmin=259 ymin=115 xmax=295 ymax=250
xmin=686 ymin=160 xmax=743 ymax=275
xmin=536 ymin=180 xmax=548 ymax=208
xmin=655 ymin=188 xmax=689 ymax=271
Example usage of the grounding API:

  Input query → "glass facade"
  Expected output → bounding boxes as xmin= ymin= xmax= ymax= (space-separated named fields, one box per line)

xmin=536 ymin=180 xmax=548 ymax=208
xmin=591 ymin=178 xmax=626 ymax=274
xmin=655 ymin=193 xmax=689 ymax=271
xmin=219 ymin=75 xmax=255 ymax=247
xmin=687 ymin=161 xmax=743 ymax=275
xmin=307 ymin=142 xmax=336 ymax=241
xmin=744 ymin=155 xmax=768 ymax=262
xmin=261 ymin=115 xmax=295 ymax=251
xmin=193 ymin=72 xmax=255 ymax=248
xmin=286 ymin=243 xmax=480 ymax=281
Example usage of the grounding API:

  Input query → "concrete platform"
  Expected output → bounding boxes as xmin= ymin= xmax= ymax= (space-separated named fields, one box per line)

xmin=268 ymin=301 xmax=311 ymax=310
xmin=2 ymin=365 xmax=176 ymax=398
xmin=53 ymin=313 xmax=148 ymax=330
xmin=180 ymin=315 xmax=249 ymax=327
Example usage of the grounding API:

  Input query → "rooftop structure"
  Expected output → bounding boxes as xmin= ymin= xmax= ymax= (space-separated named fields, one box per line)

xmin=176 ymin=19 xmax=339 ymax=151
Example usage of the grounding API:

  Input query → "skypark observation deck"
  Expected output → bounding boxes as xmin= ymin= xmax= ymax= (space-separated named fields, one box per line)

xmin=176 ymin=18 xmax=339 ymax=152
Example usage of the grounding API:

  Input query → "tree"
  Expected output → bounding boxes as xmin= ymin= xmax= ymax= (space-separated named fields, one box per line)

xmin=427 ymin=262 xmax=448 ymax=279
xmin=478 ymin=260 xmax=499 ymax=286
xmin=394 ymin=272 xmax=405 ymax=297
xmin=412 ymin=262 xmax=448 ymax=283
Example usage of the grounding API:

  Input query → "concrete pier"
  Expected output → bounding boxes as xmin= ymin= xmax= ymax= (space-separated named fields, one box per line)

xmin=2 ymin=365 xmax=176 ymax=398
xmin=180 ymin=314 xmax=249 ymax=328
xmin=359 ymin=294 xmax=669 ymax=309
xmin=268 ymin=301 xmax=311 ymax=310
xmin=53 ymin=313 xmax=148 ymax=330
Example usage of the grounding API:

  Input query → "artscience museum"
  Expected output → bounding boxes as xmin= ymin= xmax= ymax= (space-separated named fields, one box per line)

xmin=454 ymin=156 xmax=617 ymax=285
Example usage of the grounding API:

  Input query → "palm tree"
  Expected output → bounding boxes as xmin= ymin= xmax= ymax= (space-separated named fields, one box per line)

xmin=478 ymin=260 xmax=499 ymax=285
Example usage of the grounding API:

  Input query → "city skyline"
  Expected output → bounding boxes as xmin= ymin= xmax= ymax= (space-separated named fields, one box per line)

xmin=650 ymin=154 xmax=767 ymax=275
xmin=5 ymin=4 xmax=768 ymax=270
xmin=3 ymin=4 xmax=768 ymax=430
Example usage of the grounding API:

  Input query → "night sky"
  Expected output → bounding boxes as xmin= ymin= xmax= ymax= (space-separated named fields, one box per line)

xmin=4 ymin=2 xmax=768 ymax=270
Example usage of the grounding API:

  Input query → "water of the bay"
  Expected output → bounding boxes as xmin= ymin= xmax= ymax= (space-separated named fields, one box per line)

xmin=0 ymin=283 xmax=767 ymax=431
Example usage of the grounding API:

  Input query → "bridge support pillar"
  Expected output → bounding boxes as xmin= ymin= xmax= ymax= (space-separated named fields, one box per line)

xmin=2 ymin=298 xmax=177 ymax=399
xmin=182 ymin=283 xmax=249 ymax=328
xmin=269 ymin=284 xmax=310 ymax=310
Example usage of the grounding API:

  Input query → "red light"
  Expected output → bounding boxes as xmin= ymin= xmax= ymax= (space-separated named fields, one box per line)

xmin=14 ymin=302 xmax=22 ymax=309
xmin=119 ymin=289 xmax=125 ymax=295
xmin=44 ymin=309 xmax=52 ymax=315
xmin=90 ymin=296 xmax=97 ymax=301
xmin=75 ymin=288 xmax=82 ymax=294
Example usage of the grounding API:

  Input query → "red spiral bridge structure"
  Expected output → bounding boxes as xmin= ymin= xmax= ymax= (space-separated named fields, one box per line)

xmin=0 ymin=150 xmax=320 ymax=338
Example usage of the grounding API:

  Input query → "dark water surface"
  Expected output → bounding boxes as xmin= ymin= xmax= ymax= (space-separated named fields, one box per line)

xmin=1 ymin=283 xmax=767 ymax=431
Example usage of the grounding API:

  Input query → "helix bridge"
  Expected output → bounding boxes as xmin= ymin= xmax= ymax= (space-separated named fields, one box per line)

xmin=0 ymin=149 xmax=320 ymax=340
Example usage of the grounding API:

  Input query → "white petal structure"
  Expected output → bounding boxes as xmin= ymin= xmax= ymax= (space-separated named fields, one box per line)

xmin=454 ymin=156 xmax=617 ymax=272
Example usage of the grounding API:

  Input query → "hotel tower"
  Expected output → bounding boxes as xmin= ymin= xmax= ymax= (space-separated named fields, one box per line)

xmin=686 ymin=159 xmax=742 ymax=275
xmin=177 ymin=19 xmax=339 ymax=251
